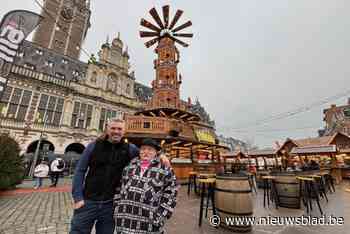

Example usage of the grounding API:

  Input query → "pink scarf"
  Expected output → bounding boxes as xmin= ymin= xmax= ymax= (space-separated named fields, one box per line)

xmin=140 ymin=159 xmax=151 ymax=175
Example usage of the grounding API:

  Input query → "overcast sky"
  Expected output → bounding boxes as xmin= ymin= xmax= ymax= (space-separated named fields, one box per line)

xmin=2 ymin=0 xmax=350 ymax=148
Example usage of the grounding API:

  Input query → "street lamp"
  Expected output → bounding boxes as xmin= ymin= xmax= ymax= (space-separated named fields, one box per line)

xmin=28 ymin=113 xmax=48 ymax=178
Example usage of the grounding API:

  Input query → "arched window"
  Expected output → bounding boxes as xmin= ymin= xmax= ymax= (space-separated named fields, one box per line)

xmin=126 ymin=83 xmax=131 ymax=94
xmin=107 ymin=73 xmax=117 ymax=91
xmin=114 ymin=77 xmax=120 ymax=93
xmin=91 ymin=71 xmax=97 ymax=83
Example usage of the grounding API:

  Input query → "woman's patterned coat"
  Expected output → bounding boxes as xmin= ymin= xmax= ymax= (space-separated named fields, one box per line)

xmin=114 ymin=157 xmax=178 ymax=234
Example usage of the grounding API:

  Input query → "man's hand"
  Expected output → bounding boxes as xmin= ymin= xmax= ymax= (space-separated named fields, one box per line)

xmin=159 ymin=153 xmax=171 ymax=168
xmin=73 ymin=200 xmax=85 ymax=210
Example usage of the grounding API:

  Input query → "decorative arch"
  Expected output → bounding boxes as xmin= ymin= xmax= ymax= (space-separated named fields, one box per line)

xmin=126 ymin=83 xmax=131 ymax=94
xmin=26 ymin=140 xmax=55 ymax=154
xmin=91 ymin=71 xmax=97 ymax=83
xmin=107 ymin=73 xmax=117 ymax=91
xmin=65 ymin=142 xmax=85 ymax=154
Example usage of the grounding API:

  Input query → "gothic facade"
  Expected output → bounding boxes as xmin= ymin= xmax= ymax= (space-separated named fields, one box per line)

xmin=0 ymin=35 xmax=143 ymax=155
xmin=0 ymin=0 xmax=144 ymax=155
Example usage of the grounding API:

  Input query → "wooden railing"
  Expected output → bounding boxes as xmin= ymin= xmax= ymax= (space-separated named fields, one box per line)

xmin=179 ymin=124 xmax=195 ymax=138
xmin=125 ymin=115 xmax=169 ymax=134
xmin=145 ymin=102 xmax=189 ymax=112
xmin=125 ymin=115 xmax=196 ymax=139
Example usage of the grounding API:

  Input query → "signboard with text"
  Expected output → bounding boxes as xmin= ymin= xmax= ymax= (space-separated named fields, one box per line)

xmin=0 ymin=10 xmax=42 ymax=99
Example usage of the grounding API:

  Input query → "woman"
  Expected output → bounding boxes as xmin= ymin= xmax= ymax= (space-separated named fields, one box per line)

xmin=33 ymin=160 xmax=49 ymax=189
xmin=114 ymin=138 xmax=177 ymax=234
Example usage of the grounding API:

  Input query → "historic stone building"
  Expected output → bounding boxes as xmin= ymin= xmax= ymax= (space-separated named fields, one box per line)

xmin=217 ymin=135 xmax=248 ymax=152
xmin=0 ymin=0 xmax=143 ymax=155
xmin=319 ymin=99 xmax=350 ymax=137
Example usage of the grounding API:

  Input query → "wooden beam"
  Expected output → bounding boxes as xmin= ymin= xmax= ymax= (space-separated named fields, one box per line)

xmin=184 ymin=142 xmax=192 ymax=147
xmin=149 ymin=111 xmax=156 ymax=117
xmin=171 ymin=141 xmax=182 ymax=145
xmin=187 ymin=116 xmax=196 ymax=121
xmin=171 ymin=146 xmax=191 ymax=150
xmin=160 ymin=110 xmax=167 ymax=117
xmin=179 ymin=113 xmax=188 ymax=119
xmin=171 ymin=111 xmax=179 ymax=116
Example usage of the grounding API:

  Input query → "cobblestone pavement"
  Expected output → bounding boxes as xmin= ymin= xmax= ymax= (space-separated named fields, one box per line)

xmin=0 ymin=178 xmax=349 ymax=234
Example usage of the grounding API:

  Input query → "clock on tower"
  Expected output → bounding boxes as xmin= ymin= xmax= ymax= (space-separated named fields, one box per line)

xmin=32 ymin=0 xmax=91 ymax=59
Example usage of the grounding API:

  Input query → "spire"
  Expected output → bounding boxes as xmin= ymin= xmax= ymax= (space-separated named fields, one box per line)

xmin=112 ymin=31 xmax=123 ymax=49
xmin=123 ymin=44 xmax=130 ymax=58
xmin=101 ymin=34 xmax=110 ymax=49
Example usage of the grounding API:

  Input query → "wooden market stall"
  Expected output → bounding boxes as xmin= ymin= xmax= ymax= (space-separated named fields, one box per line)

xmin=248 ymin=149 xmax=281 ymax=171
xmin=221 ymin=151 xmax=250 ymax=173
xmin=339 ymin=149 xmax=350 ymax=179
xmin=290 ymin=145 xmax=343 ymax=183
xmin=277 ymin=132 xmax=350 ymax=174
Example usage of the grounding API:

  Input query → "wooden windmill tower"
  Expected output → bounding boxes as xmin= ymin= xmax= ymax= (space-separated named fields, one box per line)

xmin=139 ymin=5 xmax=193 ymax=110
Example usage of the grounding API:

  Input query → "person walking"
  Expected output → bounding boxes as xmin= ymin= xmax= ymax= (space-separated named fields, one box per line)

xmin=69 ymin=118 xmax=170 ymax=234
xmin=50 ymin=157 xmax=65 ymax=187
xmin=33 ymin=160 xmax=49 ymax=189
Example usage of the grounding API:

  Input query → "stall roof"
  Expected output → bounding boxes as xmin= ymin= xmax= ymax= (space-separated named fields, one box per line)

xmin=290 ymin=145 xmax=337 ymax=154
xmin=248 ymin=149 xmax=276 ymax=157
xmin=340 ymin=148 xmax=350 ymax=153
xmin=278 ymin=132 xmax=350 ymax=153
xmin=221 ymin=150 xmax=248 ymax=158
xmin=136 ymin=108 xmax=201 ymax=122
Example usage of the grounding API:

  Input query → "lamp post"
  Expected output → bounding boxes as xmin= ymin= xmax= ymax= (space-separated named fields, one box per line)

xmin=29 ymin=114 xmax=48 ymax=178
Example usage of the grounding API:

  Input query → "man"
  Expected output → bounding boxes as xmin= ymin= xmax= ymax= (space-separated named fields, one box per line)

xmin=70 ymin=118 xmax=170 ymax=234
xmin=114 ymin=138 xmax=177 ymax=234
xmin=50 ymin=157 xmax=65 ymax=187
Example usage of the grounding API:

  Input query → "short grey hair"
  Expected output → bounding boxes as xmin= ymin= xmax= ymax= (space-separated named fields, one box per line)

xmin=106 ymin=117 xmax=125 ymax=127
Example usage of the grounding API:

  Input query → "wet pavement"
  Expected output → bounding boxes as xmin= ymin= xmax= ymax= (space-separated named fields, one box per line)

xmin=0 ymin=178 xmax=349 ymax=234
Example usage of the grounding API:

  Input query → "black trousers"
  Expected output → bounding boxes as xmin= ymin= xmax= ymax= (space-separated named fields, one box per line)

xmin=51 ymin=171 xmax=61 ymax=186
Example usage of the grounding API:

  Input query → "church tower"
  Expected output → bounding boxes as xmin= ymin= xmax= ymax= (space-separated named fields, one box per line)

xmin=32 ymin=0 xmax=91 ymax=59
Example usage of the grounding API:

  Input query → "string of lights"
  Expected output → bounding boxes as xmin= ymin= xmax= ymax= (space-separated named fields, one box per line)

xmin=217 ymin=88 xmax=350 ymax=132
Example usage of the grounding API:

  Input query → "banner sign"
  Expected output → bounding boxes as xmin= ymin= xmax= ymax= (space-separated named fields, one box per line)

xmin=195 ymin=129 xmax=216 ymax=144
xmin=0 ymin=10 xmax=42 ymax=98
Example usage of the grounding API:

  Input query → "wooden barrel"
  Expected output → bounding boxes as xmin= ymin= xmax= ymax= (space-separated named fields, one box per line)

xmin=273 ymin=176 xmax=300 ymax=209
xmin=215 ymin=175 xmax=253 ymax=232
